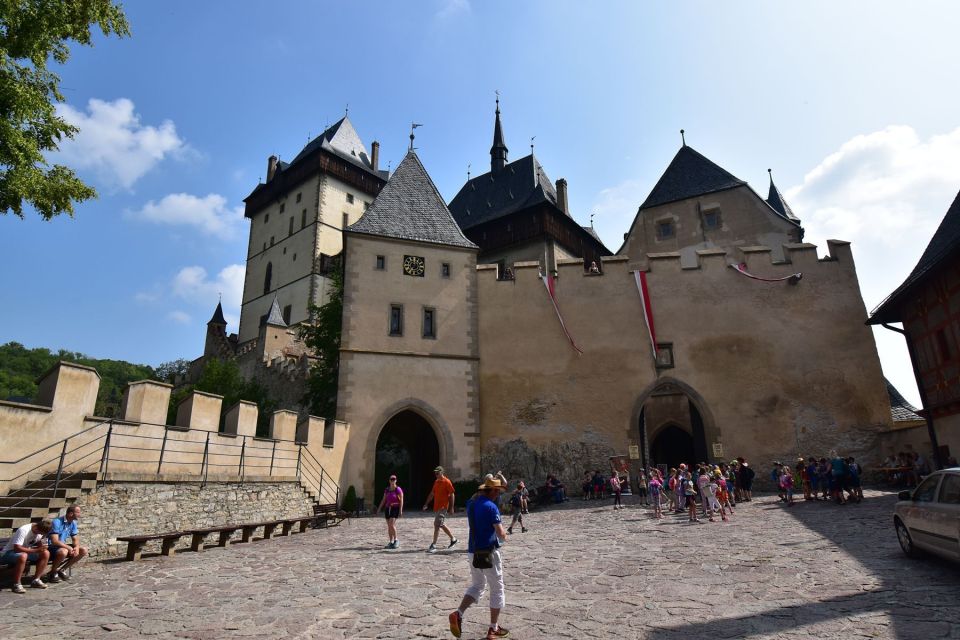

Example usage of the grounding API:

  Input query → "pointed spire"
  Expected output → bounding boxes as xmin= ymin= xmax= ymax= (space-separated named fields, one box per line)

xmin=208 ymin=301 xmax=227 ymax=326
xmin=490 ymin=93 xmax=508 ymax=172
xmin=265 ymin=295 xmax=286 ymax=327
xmin=766 ymin=168 xmax=799 ymax=222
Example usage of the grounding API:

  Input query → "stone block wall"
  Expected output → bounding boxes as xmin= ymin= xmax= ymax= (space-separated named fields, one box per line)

xmin=72 ymin=478 xmax=315 ymax=557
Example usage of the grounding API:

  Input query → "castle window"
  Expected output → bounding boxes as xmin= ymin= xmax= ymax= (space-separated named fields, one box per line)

xmin=263 ymin=262 xmax=273 ymax=295
xmin=656 ymin=220 xmax=675 ymax=240
xmin=270 ymin=236 xmax=275 ymax=246
xmin=376 ymin=255 xmax=385 ymax=270
xmin=342 ymin=213 xmax=349 ymax=229
xmin=293 ymin=253 xmax=297 ymax=261
xmin=283 ymin=247 xmax=287 ymax=255
xmin=441 ymin=262 xmax=450 ymax=278
xmin=283 ymin=304 xmax=292 ymax=325
xmin=264 ymin=213 xmax=269 ymax=223
xmin=363 ymin=201 xmax=370 ymax=211
xmin=301 ymin=210 xmax=307 ymax=228
xmin=289 ymin=217 xmax=294 ymax=235
xmin=389 ymin=305 xmax=403 ymax=336
xmin=422 ymin=308 xmax=436 ymax=339
xmin=280 ymin=203 xmax=285 ymax=213
xmin=346 ymin=193 xmax=355 ymax=204
xmin=655 ymin=342 xmax=674 ymax=369
xmin=296 ymin=192 xmax=302 ymax=203
xmin=703 ymin=208 xmax=721 ymax=230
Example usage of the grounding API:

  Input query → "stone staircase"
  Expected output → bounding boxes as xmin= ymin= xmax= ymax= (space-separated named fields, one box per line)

xmin=0 ymin=472 xmax=98 ymax=534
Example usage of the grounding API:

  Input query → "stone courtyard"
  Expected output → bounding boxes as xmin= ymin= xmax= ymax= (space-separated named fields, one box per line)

xmin=1 ymin=490 xmax=958 ymax=639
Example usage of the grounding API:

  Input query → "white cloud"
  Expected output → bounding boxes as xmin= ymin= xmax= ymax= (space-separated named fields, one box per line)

xmin=54 ymin=98 xmax=187 ymax=189
xmin=436 ymin=0 xmax=469 ymax=20
xmin=171 ymin=264 xmax=245 ymax=317
xmin=167 ymin=310 xmax=192 ymax=325
xmin=126 ymin=193 xmax=245 ymax=239
xmin=788 ymin=125 xmax=960 ymax=405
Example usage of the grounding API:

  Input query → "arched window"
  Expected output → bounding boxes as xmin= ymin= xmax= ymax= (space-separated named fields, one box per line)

xmin=263 ymin=262 xmax=273 ymax=295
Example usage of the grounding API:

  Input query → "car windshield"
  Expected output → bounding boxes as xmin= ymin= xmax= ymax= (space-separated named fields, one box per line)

xmin=938 ymin=474 xmax=960 ymax=504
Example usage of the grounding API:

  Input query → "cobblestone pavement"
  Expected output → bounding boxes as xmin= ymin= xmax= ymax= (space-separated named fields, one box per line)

xmin=1 ymin=490 xmax=959 ymax=639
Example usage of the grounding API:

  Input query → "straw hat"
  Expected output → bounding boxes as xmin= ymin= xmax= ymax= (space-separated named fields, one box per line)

xmin=478 ymin=476 xmax=506 ymax=490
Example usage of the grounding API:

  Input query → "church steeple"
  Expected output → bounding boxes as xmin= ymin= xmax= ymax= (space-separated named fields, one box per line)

xmin=490 ymin=96 xmax=508 ymax=172
xmin=766 ymin=168 xmax=800 ymax=223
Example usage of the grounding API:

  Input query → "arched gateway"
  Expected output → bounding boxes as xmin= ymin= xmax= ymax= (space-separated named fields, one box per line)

xmin=374 ymin=410 xmax=440 ymax=507
xmin=633 ymin=378 xmax=716 ymax=471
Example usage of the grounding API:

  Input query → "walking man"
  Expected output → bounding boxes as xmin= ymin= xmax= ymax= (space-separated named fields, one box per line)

xmin=47 ymin=505 xmax=88 ymax=581
xmin=448 ymin=476 xmax=509 ymax=639
xmin=423 ymin=465 xmax=458 ymax=553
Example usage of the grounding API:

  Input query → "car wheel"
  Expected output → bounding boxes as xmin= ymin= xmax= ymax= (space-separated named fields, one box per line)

xmin=895 ymin=518 xmax=920 ymax=558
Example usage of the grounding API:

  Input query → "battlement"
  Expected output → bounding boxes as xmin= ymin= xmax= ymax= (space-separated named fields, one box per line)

xmin=477 ymin=239 xmax=856 ymax=281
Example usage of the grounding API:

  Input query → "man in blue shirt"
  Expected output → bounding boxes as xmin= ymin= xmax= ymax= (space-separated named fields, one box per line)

xmin=47 ymin=505 xmax=88 ymax=582
xmin=448 ymin=476 xmax=509 ymax=640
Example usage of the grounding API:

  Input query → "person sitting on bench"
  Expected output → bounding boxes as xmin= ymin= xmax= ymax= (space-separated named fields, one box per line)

xmin=2 ymin=518 xmax=53 ymax=593
xmin=48 ymin=506 xmax=88 ymax=582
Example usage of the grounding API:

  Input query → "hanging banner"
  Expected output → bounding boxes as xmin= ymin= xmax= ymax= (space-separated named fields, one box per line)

xmin=540 ymin=272 xmax=584 ymax=354
xmin=632 ymin=270 xmax=658 ymax=360
xmin=730 ymin=262 xmax=802 ymax=284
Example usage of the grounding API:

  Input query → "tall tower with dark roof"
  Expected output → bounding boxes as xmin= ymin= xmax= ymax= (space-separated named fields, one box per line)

xmin=490 ymin=98 xmax=509 ymax=172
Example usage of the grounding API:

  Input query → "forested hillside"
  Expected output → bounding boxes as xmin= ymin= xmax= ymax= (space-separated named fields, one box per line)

xmin=0 ymin=342 xmax=157 ymax=417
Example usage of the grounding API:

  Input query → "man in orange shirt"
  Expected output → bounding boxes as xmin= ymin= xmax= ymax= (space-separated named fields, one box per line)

xmin=423 ymin=465 xmax=458 ymax=553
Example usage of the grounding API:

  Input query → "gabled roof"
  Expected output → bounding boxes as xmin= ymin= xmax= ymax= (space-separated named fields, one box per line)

xmin=639 ymin=145 xmax=746 ymax=210
xmin=870 ymin=189 xmax=960 ymax=324
xmin=886 ymin=378 xmax=923 ymax=423
xmin=766 ymin=170 xmax=800 ymax=222
xmin=348 ymin=151 xmax=478 ymax=249
xmin=448 ymin=154 xmax=559 ymax=230
xmin=265 ymin=296 xmax=286 ymax=327
xmin=208 ymin=302 xmax=227 ymax=326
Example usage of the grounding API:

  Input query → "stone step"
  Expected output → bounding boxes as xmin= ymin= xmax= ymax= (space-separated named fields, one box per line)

xmin=23 ymin=478 xmax=96 ymax=491
xmin=0 ymin=506 xmax=56 ymax=519
xmin=38 ymin=472 xmax=99 ymax=482
xmin=0 ymin=517 xmax=36 ymax=530
xmin=7 ymin=488 xmax=81 ymax=500
xmin=0 ymin=497 xmax=67 ymax=509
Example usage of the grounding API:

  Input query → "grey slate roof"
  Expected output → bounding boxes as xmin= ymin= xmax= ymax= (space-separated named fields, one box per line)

xmin=448 ymin=154 xmax=559 ymax=230
xmin=272 ymin=116 xmax=388 ymax=183
xmin=265 ymin=296 xmax=286 ymax=327
xmin=348 ymin=151 xmax=478 ymax=249
xmin=886 ymin=378 xmax=923 ymax=423
xmin=871 ymin=188 xmax=960 ymax=324
xmin=208 ymin=302 xmax=226 ymax=325
xmin=639 ymin=145 xmax=746 ymax=210
xmin=582 ymin=225 xmax=602 ymax=242
xmin=766 ymin=171 xmax=800 ymax=222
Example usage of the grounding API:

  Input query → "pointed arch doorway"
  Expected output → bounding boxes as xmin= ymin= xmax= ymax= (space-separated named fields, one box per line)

xmin=635 ymin=378 xmax=713 ymax=470
xmin=374 ymin=410 xmax=440 ymax=508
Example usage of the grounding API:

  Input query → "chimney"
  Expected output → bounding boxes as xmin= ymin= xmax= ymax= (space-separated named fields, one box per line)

xmin=556 ymin=178 xmax=569 ymax=216
xmin=371 ymin=141 xmax=380 ymax=171
xmin=267 ymin=155 xmax=278 ymax=182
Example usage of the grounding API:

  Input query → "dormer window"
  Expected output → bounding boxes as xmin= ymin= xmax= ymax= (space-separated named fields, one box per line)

xmin=346 ymin=193 xmax=355 ymax=204
xmin=656 ymin=220 xmax=675 ymax=240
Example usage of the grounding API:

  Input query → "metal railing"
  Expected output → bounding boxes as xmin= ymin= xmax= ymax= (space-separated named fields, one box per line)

xmin=0 ymin=419 xmax=341 ymax=518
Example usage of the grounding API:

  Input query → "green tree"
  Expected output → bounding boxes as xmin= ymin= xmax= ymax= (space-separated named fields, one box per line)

xmin=1 ymin=0 xmax=130 ymax=219
xmin=299 ymin=265 xmax=343 ymax=418
xmin=155 ymin=358 xmax=191 ymax=384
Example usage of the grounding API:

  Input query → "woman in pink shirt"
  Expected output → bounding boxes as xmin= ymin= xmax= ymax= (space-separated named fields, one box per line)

xmin=375 ymin=475 xmax=404 ymax=549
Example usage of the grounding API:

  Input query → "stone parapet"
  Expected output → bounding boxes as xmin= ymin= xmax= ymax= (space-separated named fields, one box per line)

xmin=121 ymin=380 xmax=173 ymax=425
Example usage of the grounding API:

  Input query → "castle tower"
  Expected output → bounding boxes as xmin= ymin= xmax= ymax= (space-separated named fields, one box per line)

xmin=337 ymin=149 xmax=480 ymax=506
xmin=490 ymin=97 xmax=508 ymax=172
xmin=237 ymin=116 xmax=389 ymax=345
xmin=203 ymin=301 xmax=228 ymax=357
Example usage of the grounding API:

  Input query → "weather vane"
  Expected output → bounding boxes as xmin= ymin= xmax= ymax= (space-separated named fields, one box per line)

xmin=531 ymin=136 xmax=536 ymax=154
xmin=680 ymin=129 xmax=686 ymax=147
xmin=467 ymin=163 xmax=471 ymax=180
xmin=590 ymin=213 xmax=595 ymax=227
xmin=345 ymin=103 xmax=349 ymax=116
xmin=495 ymin=89 xmax=500 ymax=111
xmin=409 ymin=122 xmax=422 ymax=150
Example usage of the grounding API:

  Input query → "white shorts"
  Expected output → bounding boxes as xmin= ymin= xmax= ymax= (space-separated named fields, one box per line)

xmin=465 ymin=549 xmax=505 ymax=609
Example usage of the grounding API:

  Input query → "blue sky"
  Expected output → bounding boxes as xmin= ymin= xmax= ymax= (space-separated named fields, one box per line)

xmin=3 ymin=1 xmax=960 ymax=405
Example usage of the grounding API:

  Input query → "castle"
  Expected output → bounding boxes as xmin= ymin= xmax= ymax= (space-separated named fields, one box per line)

xmin=199 ymin=106 xmax=896 ymax=506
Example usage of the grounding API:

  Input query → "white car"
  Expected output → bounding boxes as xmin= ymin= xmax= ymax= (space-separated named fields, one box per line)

xmin=893 ymin=467 xmax=960 ymax=560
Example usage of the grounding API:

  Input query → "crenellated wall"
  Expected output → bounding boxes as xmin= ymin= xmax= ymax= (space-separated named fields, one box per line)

xmin=475 ymin=240 xmax=891 ymax=490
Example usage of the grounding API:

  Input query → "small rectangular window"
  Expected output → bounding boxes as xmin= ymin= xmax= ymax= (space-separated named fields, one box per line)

xmin=703 ymin=209 xmax=721 ymax=230
xmin=376 ymin=255 xmax=385 ymax=270
xmin=441 ymin=263 xmax=451 ymax=278
xmin=423 ymin=308 xmax=436 ymax=339
xmin=264 ymin=213 xmax=270 ymax=223
xmin=655 ymin=343 xmax=674 ymax=369
xmin=288 ymin=218 xmax=294 ymax=235
xmin=270 ymin=236 xmax=275 ymax=246
xmin=282 ymin=305 xmax=292 ymax=325
xmin=301 ymin=210 xmax=307 ymax=229
xmin=346 ymin=193 xmax=355 ymax=204
xmin=389 ymin=305 xmax=403 ymax=336
xmin=280 ymin=203 xmax=285 ymax=213
xmin=342 ymin=213 xmax=349 ymax=229
xmin=296 ymin=192 xmax=302 ymax=203
xmin=656 ymin=220 xmax=674 ymax=240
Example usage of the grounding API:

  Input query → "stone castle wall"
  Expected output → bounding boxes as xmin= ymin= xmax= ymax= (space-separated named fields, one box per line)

xmin=475 ymin=241 xmax=892 ymax=491
xmin=73 ymin=477 xmax=314 ymax=557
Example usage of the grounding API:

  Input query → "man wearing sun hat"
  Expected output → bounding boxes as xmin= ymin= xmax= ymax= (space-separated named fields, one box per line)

xmin=448 ymin=475 xmax=509 ymax=639
xmin=423 ymin=465 xmax=458 ymax=553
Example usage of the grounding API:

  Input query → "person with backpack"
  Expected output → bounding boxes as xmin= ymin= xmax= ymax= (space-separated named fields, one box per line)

xmin=506 ymin=481 xmax=528 ymax=534
xmin=609 ymin=473 xmax=623 ymax=510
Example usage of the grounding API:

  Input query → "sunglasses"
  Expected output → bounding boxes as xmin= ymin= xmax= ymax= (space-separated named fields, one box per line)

xmin=389 ymin=477 xmax=397 ymax=481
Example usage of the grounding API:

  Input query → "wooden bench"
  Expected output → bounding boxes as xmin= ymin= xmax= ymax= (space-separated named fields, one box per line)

xmin=312 ymin=503 xmax=347 ymax=528
xmin=281 ymin=516 xmax=314 ymax=536
xmin=186 ymin=525 xmax=243 ymax=552
xmin=117 ymin=532 xmax=185 ymax=562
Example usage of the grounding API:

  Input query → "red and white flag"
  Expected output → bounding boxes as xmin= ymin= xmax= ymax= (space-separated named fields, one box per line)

xmin=633 ymin=270 xmax=658 ymax=360
xmin=730 ymin=262 xmax=802 ymax=283
xmin=540 ymin=272 xmax=583 ymax=355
